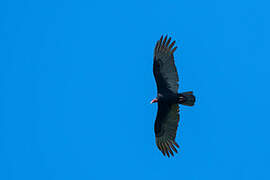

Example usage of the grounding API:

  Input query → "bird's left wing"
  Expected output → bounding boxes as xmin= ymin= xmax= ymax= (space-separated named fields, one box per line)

xmin=154 ymin=103 xmax=180 ymax=157
xmin=153 ymin=35 xmax=179 ymax=95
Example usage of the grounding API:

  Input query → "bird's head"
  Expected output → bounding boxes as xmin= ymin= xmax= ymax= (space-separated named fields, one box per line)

xmin=150 ymin=98 xmax=158 ymax=104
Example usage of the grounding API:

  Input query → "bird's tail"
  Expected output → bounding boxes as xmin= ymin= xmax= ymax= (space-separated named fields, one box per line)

xmin=178 ymin=91 xmax=195 ymax=106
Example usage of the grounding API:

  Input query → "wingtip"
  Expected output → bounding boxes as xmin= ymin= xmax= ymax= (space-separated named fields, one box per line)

xmin=169 ymin=40 xmax=176 ymax=50
xmin=165 ymin=37 xmax=172 ymax=48
xmin=156 ymin=138 xmax=180 ymax=158
xmin=171 ymin=46 xmax=177 ymax=54
xmin=159 ymin=35 xmax=163 ymax=43
xmin=162 ymin=35 xmax=168 ymax=48
xmin=173 ymin=141 xmax=180 ymax=148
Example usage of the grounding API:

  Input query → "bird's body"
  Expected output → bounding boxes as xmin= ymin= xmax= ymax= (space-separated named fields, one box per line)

xmin=151 ymin=35 xmax=195 ymax=157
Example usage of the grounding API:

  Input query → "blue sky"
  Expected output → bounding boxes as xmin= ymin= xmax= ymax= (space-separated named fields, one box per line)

xmin=1 ymin=0 xmax=270 ymax=179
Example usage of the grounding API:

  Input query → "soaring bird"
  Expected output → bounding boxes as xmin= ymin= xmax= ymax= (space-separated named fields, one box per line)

xmin=151 ymin=35 xmax=195 ymax=157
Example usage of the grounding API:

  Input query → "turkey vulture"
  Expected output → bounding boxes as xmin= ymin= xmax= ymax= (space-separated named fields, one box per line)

xmin=151 ymin=35 xmax=195 ymax=157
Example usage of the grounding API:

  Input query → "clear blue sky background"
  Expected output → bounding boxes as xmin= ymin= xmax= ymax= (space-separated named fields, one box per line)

xmin=1 ymin=0 xmax=270 ymax=180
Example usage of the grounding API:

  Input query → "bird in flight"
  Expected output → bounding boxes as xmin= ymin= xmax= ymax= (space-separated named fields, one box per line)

xmin=151 ymin=35 xmax=195 ymax=157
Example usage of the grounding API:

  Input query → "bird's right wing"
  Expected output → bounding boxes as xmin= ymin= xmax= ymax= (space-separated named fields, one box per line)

xmin=153 ymin=35 xmax=179 ymax=95
xmin=154 ymin=102 xmax=180 ymax=157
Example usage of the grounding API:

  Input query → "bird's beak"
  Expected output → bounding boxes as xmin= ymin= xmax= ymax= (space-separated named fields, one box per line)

xmin=150 ymin=98 xmax=158 ymax=104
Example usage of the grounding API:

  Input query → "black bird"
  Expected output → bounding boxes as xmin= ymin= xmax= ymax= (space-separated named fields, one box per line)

xmin=151 ymin=35 xmax=195 ymax=157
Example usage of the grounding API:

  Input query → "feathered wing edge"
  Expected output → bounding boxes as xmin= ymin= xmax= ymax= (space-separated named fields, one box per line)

xmin=154 ymin=35 xmax=178 ymax=58
xmin=156 ymin=135 xmax=180 ymax=158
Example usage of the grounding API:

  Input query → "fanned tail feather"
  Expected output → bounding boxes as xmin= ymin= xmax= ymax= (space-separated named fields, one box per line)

xmin=178 ymin=91 xmax=195 ymax=106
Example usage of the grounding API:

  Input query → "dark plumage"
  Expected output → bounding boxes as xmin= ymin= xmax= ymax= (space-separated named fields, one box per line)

xmin=151 ymin=35 xmax=195 ymax=157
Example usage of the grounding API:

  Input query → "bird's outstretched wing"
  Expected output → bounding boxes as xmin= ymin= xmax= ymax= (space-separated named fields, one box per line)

xmin=153 ymin=35 xmax=179 ymax=95
xmin=154 ymin=103 xmax=180 ymax=157
xmin=153 ymin=35 xmax=180 ymax=157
